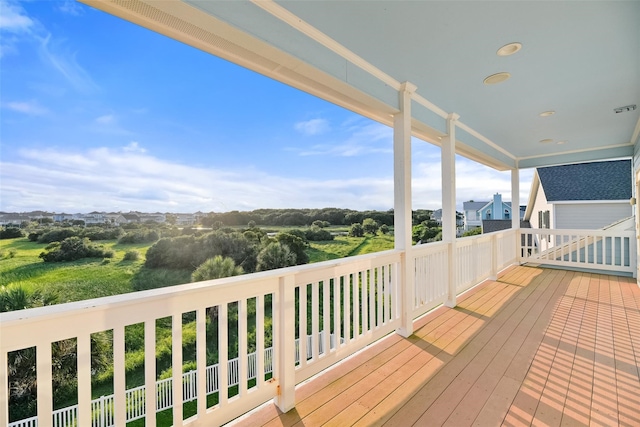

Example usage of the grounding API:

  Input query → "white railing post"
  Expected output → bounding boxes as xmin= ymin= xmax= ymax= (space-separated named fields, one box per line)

xmin=113 ymin=327 xmax=126 ymax=426
xmin=77 ymin=334 xmax=92 ymax=427
xmin=196 ymin=308 xmax=207 ymax=416
xmin=274 ymin=274 xmax=296 ymax=412
xmin=37 ymin=342 xmax=53 ymax=427
xmin=144 ymin=321 xmax=156 ymax=427
xmin=171 ymin=313 xmax=183 ymax=426
xmin=490 ymin=233 xmax=498 ymax=280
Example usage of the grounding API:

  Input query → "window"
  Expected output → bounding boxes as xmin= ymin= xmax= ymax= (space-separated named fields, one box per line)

xmin=538 ymin=210 xmax=550 ymax=228
xmin=505 ymin=209 xmax=510 ymax=219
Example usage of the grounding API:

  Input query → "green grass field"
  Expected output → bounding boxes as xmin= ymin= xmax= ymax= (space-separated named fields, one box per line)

xmin=1 ymin=232 xmax=394 ymax=304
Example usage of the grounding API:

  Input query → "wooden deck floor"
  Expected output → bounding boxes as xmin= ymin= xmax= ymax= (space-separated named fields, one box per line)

xmin=231 ymin=266 xmax=640 ymax=426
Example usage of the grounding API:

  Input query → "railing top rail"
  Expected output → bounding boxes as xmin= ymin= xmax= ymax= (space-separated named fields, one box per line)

xmin=0 ymin=249 xmax=403 ymax=323
xmin=0 ymin=248 xmax=404 ymax=351
xmin=521 ymin=228 xmax=635 ymax=237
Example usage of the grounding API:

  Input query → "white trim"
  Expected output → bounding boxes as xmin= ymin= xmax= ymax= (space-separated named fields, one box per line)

xmin=631 ymin=115 xmax=640 ymax=146
xmin=550 ymin=200 xmax=631 ymax=205
xmin=517 ymin=142 xmax=634 ymax=162
xmin=251 ymin=0 xmax=401 ymax=91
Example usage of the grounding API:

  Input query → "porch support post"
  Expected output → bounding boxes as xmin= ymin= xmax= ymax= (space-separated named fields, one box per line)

xmin=442 ymin=114 xmax=459 ymax=308
xmin=394 ymin=81 xmax=417 ymax=338
xmin=511 ymin=166 xmax=521 ymax=265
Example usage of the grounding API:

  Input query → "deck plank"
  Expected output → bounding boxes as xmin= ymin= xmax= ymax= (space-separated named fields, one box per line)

xmin=228 ymin=266 xmax=640 ymax=427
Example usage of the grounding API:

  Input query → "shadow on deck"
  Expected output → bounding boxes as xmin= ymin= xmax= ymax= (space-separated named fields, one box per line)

xmin=229 ymin=265 xmax=640 ymax=426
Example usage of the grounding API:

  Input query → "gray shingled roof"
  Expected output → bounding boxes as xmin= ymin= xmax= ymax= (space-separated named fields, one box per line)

xmin=481 ymin=220 xmax=531 ymax=234
xmin=537 ymin=160 xmax=631 ymax=202
xmin=463 ymin=201 xmax=488 ymax=211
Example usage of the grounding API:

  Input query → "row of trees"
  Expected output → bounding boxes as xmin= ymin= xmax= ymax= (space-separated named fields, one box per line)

xmin=199 ymin=208 xmax=435 ymax=228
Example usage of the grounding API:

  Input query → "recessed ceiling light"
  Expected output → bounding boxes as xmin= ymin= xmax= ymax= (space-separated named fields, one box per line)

xmin=539 ymin=110 xmax=555 ymax=117
xmin=497 ymin=42 xmax=522 ymax=56
xmin=539 ymin=139 xmax=553 ymax=144
xmin=483 ymin=72 xmax=511 ymax=85
xmin=556 ymin=140 xmax=567 ymax=145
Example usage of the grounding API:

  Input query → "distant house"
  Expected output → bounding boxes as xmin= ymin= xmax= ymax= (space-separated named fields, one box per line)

xmin=431 ymin=209 xmax=442 ymax=224
xmin=53 ymin=213 xmax=77 ymax=222
xmin=463 ymin=193 xmax=517 ymax=231
xmin=175 ymin=213 xmax=196 ymax=226
xmin=524 ymin=159 xmax=632 ymax=230
xmin=463 ymin=201 xmax=486 ymax=231
xmin=105 ymin=213 xmax=127 ymax=225
xmin=81 ymin=212 xmax=107 ymax=225
xmin=0 ymin=214 xmax=31 ymax=226
xmin=122 ymin=213 xmax=141 ymax=223
xmin=139 ymin=213 xmax=166 ymax=223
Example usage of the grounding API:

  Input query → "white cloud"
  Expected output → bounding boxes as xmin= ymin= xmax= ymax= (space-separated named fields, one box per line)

xmin=1 ymin=144 xmax=532 ymax=213
xmin=0 ymin=0 xmax=34 ymax=33
xmin=95 ymin=114 xmax=114 ymax=124
xmin=123 ymin=141 xmax=146 ymax=153
xmin=4 ymin=100 xmax=48 ymax=115
xmin=294 ymin=118 xmax=330 ymax=136
xmin=297 ymin=121 xmax=393 ymax=157
xmin=58 ymin=0 xmax=83 ymax=16
xmin=0 ymin=146 xmax=395 ymax=212
xmin=38 ymin=34 xmax=99 ymax=93
xmin=0 ymin=0 xmax=35 ymax=57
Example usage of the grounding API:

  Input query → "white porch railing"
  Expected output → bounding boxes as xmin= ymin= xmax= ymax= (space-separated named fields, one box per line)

xmin=1 ymin=227 xmax=634 ymax=427
xmin=518 ymin=228 xmax=636 ymax=274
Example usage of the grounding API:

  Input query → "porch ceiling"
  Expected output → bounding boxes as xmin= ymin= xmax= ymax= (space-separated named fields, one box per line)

xmin=81 ymin=0 xmax=640 ymax=170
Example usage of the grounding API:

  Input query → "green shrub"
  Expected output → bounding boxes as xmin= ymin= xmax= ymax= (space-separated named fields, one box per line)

xmin=39 ymin=237 xmax=113 ymax=262
xmin=123 ymin=250 xmax=140 ymax=261
xmin=274 ymin=232 xmax=309 ymax=264
xmin=144 ymin=231 xmax=258 ymax=272
xmin=0 ymin=227 xmax=24 ymax=239
xmin=257 ymin=242 xmax=296 ymax=271
xmin=37 ymin=228 xmax=82 ymax=243
xmin=119 ymin=229 xmax=159 ymax=244
xmin=348 ymin=223 xmax=364 ymax=237
xmin=305 ymin=226 xmax=334 ymax=241
xmin=192 ymin=256 xmax=243 ymax=282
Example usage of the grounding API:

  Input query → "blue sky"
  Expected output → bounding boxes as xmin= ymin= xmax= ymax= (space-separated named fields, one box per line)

xmin=0 ymin=0 xmax=531 ymax=214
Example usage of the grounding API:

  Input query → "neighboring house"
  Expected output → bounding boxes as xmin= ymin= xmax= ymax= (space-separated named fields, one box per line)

xmin=52 ymin=213 xmax=77 ymax=222
xmin=463 ymin=201 xmax=486 ymax=231
xmin=478 ymin=193 xmax=513 ymax=221
xmin=0 ymin=214 xmax=31 ymax=226
xmin=122 ymin=213 xmax=141 ymax=223
xmin=431 ymin=209 xmax=442 ymax=224
xmin=105 ymin=213 xmax=127 ymax=225
xmin=81 ymin=212 xmax=107 ymax=225
xmin=139 ymin=213 xmax=166 ymax=223
xmin=482 ymin=219 xmax=531 ymax=234
xmin=463 ymin=194 xmax=515 ymax=231
xmin=524 ymin=159 xmax=632 ymax=230
xmin=175 ymin=213 xmax=196 ymax=226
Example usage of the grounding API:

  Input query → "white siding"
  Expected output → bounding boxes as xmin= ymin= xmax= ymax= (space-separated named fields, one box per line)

xmin=530 ymin=182 xmax=554 ymax=229
xmin=555 ymin=203 xmax=632 ymax=229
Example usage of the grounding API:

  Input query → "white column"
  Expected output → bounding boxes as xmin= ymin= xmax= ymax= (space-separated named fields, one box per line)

xmin=394 ymin=81 xmax=417 ymax=338
xmin=511 ymin=167 xmax=520 ymax=230
xmin=442 ymin=114 xmax=459 ymax=308
xmin=511 ymin=166 xmax=521 ymax=265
